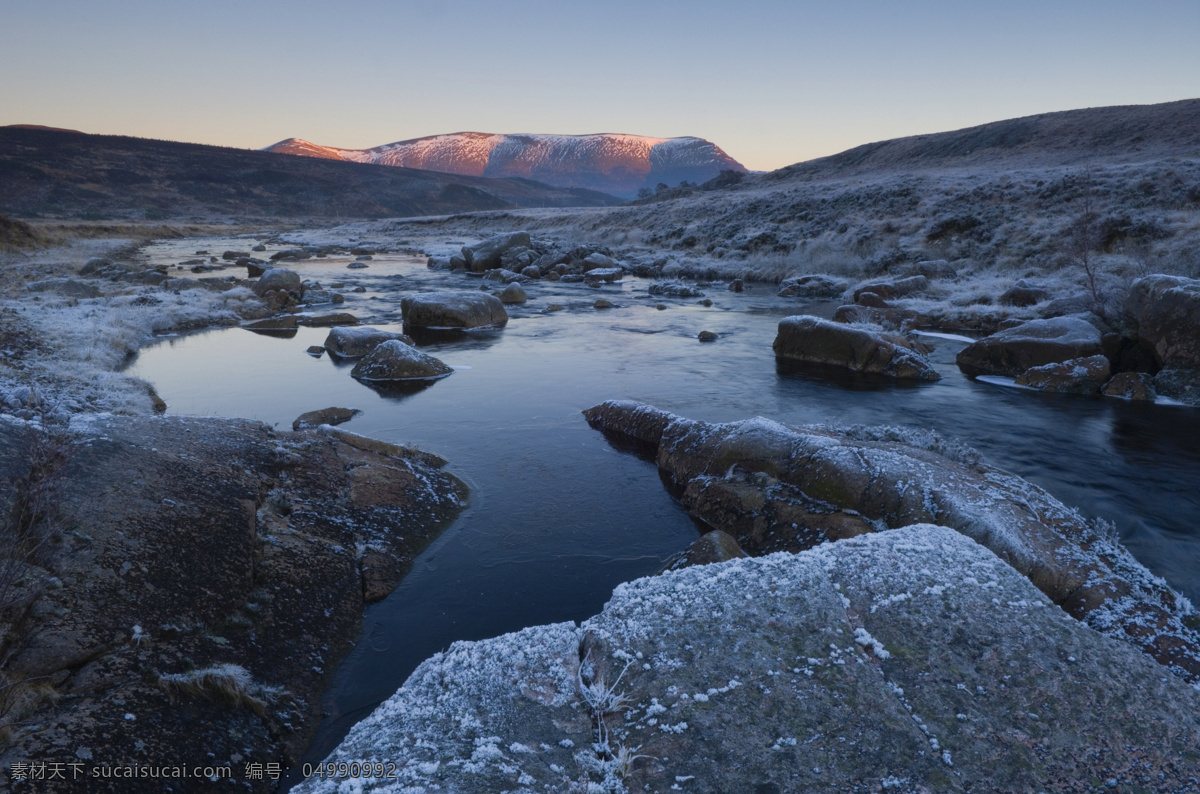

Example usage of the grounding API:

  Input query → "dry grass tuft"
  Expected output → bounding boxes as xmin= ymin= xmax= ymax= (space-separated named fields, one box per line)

xmin=158 ymin=663 xmax=287 ymax=717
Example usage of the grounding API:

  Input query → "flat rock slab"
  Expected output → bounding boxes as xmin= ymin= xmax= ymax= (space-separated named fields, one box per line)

xmin=0 ymin=414 xmax=466 ymax=790
xmin=773 ymin=315 xmax=940 ymax=380
xmin=298 ymin=527 xmax=1200 ymax=793
xmin=401 ymin=291 xmax=508 ymax=329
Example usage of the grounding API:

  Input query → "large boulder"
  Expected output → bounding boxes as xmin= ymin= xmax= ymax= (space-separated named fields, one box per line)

xmin=1014 ymin=354 xmax=1111 ymax=393
xmin=323 ymin=326 xmax=413 ymax=358
xmin=773 ymin=315 xmax=940 ymax=380
xmin=462 ymin=231 xmax=532 ymax=272
xmin=251 ymin=267 xmax=301 ymax=298
xmin=955 ymin=316 xmax=1103 ymax=377
xmin=350 ymin=340 xmax=453 ymax=382
xmin=400 ymin=291 xmax=508 ymax=329
xmin=1125 ymin=274 xmax=1200 ymax=369
xmin=297 ymin=526 xmax=1200 ymax=794
xmin=582 ymin=401 xmax=1200 ymax=682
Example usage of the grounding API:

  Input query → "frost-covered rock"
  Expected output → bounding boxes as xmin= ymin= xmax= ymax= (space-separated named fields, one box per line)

xmin=778 ymin=274 xmax=849 ymax=298
xmin=999 ymin=281 xmax=1049 ymax=307
xmin=499 ymin=282 xmax=528 ymax=305
xmin=298 ymin=527 xmax=1200 ymax=794
xmin=1154 ymin=368 xmax=1200 ymax=405
xmin=250 ymin=267 xmax=301 ymax=298
xmin=462 ymin=231 xmax=532 ymax=272
xmin=773 ymin=315 xmax=940 ymax=380
xmin=582 ymin=401 xmax=1200 ymax=682
xmin=955 ymin=316 xmax=1103 ymax=377
xmin=26 ymin=278 xmax=103 ymax=298
xmin=400 ymin=291 xmax=508 ymax=329
xmin=1125 ymin=274 xmax=1200 ymax=369
xmin=292 ymin=406 xmax=360 ymax=430
xmin=1102 ymin=371 xmax=1157 ymax=401
xmin=832 ymin=303 xmax=929 ymax=332
xmin=657 ymin=529 xmax=746 ymax=573
xmin=1014 ymin=354 xmax=1111 ymax=393
xmin=648 ymin=281 xmax=704 ymax=298
xmin=350 ymin=340 xmax=453 ymax=382
xmin=323 ymin=326 xmax=413 ymax=358
xmin=852 ymin=275 xmax=929 ymax=302
xmin=584 ymin=267 xmax=623 ymax=283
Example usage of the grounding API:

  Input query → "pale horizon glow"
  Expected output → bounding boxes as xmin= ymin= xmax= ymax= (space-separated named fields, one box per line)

xmin=2 ymin=0 xmax=1198 ymax=172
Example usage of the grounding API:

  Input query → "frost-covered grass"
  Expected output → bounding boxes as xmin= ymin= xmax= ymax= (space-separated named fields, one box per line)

xmin=296 ymin=157 xmax=1200 ymax=317
xmin=0 ymin=282 xmax=263 ymax=417
xmin=158 ymin=664 xmax=287 ymax=716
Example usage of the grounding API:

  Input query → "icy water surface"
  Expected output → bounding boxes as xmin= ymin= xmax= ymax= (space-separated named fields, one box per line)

xmin=128 ymin=238 xmax=1200 ymax=775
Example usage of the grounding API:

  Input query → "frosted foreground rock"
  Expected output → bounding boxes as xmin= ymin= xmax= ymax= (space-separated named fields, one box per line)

xmin=299 ymin=527 xmax=1200 ymax=793
xmin=582 ymin=401 xmax=1200 ymax=683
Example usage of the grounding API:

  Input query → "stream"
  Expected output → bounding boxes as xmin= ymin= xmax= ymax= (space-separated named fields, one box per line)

xmin=126 ymin=237 xmax=1200 ymax=781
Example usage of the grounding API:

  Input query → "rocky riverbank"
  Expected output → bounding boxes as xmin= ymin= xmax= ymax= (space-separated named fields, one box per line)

xmin=0 ymin=234 xmax=468 ymax=791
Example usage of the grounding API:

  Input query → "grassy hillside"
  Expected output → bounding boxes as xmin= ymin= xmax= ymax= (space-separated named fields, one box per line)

xmin=0 ymin=126 xmax=622 ymax=221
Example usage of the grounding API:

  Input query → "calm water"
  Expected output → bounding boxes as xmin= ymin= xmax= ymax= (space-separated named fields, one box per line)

xmin=129 ymin=237 xmax=1200 ymax=776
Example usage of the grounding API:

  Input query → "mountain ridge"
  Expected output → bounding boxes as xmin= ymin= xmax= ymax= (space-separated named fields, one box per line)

xmin=264 ymin=132 xmax=746 ymax=198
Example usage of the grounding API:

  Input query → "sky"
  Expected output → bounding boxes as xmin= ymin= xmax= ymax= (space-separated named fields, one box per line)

xmin=2 ymin=0 xmax=1198 ymax=172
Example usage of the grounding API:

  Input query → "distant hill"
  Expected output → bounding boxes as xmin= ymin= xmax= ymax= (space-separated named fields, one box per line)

xmin=772 ymin=98 xmax=1200 ymax=180
xmin=264 ymin=132 xmax=746 ymax=198
xmin=0 ymin=127 xmax=623 ymax=221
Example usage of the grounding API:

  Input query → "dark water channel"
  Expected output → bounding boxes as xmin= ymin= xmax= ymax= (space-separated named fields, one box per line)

xmin=128 ymin=238 xmax=1200 ymax=779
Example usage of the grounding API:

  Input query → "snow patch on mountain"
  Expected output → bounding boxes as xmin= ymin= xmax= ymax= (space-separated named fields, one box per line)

xmin=264 ymin=132 xmax=746 ymax=197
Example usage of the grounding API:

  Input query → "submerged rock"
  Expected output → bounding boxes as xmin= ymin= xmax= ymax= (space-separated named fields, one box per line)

xmin=582 ymin=400 xmax=1200 ymax=682
xmin=1154 ymin=368 xmax=1200 ymax=405
xmin=956 ymin=316 xmax=1103 ymax=377
xmin=773 ymin=315 xmax=940 ymax=380
xmin=400 ymin=291 xmax=508 ymax=329
xmin=1014 ymin=354 xmax=1111 ymax=393
xmin=350 ymin=340 xmax=453 ymax=382
xmin=299 ymin=526 xmax=1200 ymax=794
xmin=323 ymin=326 xmax=413 ymax=358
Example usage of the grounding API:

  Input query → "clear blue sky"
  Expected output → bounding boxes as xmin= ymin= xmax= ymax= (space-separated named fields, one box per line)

xmin=2 ymin=0 xmax=1197 ymax=171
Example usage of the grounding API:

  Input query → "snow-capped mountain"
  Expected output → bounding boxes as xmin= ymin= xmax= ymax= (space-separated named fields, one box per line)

xmin=263 ymin=132 xmax=746 ymax=198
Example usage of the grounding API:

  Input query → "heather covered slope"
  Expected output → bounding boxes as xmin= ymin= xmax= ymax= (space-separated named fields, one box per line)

xmin=775 ymin=98 xmax=1200 ymax=177
xmin=265 ymin=132 xmax=746 ymax=198
xmin=0 ymin=127 xmax=622 ymax=221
